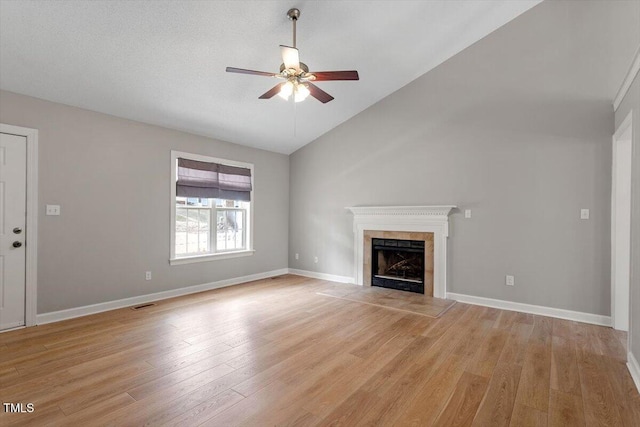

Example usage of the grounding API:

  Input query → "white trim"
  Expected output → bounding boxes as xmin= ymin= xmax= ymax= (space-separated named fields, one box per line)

xmin=346 ymin=205 xmax=456 ymax=298
xmin=611 ymin=110 xmax=633 ymax=331
xmin=614 ymin=45 xmax=640 ymax=111
xmin=288 ymin=268 xmax=354 ymax=284
xmin=628 ymin=351 xmax=640 ymax=393
xmin=36 ymin=268 xmax=288 ymax=325
xmin=169 ymin=150 xmax=254 ymax=263
xmin=0 ymin=325 xmax=26 ymax=334
xmin=614 ymin=109 xmax=634 ymax=143
xmin=447 ymin=292 xmax=611 ymax=327
xmin=346 ymin=205 xmax=456 ymax=218
xmin=170 ymin=249 xmax=255 ymax=265
xmin=0 ymin=124 xmax=38 ymax=327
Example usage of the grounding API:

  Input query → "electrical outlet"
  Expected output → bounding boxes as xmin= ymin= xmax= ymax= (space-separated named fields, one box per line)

xmin=46 ymin=205 xmax=61 ymax=216
xmin=465 ymin=209 xmax=472 ymax=218
xmin=314 ymin=256 xmax=318 ymax=263
xmin=580 ymin=209 xmax=590 ymax=220
xmin=505 ymin=275 xmax=515 ymax=286
xmin=295 ymin=253 xmax=299 ymax=260
xmin=145 ymin=271 xmax=152 ymax=281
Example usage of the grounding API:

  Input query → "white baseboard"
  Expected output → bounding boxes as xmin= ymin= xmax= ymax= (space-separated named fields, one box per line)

xmin=36 ymin=268 xmax=289 ymax=325
xmin=628 ymin=351 xmax=640 ymax=393
xmin=447 ymin=292 xmax=611 ymax=327
xmin=288 ymin=268 xmax=355 ymax=284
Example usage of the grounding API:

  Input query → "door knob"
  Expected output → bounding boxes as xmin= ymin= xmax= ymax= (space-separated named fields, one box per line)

xmin=12 ymin=241 xmax=22 ymax=248
xmin=13 ymin=227 xmax=22 ymax=234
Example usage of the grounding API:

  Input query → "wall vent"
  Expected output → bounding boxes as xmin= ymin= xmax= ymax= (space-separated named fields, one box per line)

xmin=131 ymin=303 xmax=156 ymax=310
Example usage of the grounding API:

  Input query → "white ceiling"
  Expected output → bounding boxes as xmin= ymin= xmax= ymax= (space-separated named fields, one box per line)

xmin=0 ymin=1 xmax=541 ymax=154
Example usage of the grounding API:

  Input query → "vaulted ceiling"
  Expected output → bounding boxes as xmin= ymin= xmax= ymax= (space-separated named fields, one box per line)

xmin=0 ymin=1 xmax=541 ymax=154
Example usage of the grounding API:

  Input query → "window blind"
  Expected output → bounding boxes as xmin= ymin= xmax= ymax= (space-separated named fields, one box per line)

xmin=176 ymin=158 xmax=252 ymax=201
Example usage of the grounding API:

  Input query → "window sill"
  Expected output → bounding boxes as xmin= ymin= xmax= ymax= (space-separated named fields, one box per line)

xmin=170 ymin=249 xmax=255 ymax=265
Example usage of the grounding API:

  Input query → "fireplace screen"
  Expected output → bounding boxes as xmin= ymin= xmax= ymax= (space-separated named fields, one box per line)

xmin=371 ymin=238 xmax=425 ymax=294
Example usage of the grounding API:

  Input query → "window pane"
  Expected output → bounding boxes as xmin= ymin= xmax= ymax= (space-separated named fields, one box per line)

xmin=176 ymin=208 xmax=188 ymax=231
xmin=175 ymin=208 xmax=188 ymax=255
xmin=227 ymin=211 xmax=237 ymax=250
xmin=175 ymin=232 xmax=187 ymax=255
xmin=187 ymin=210 xmax=199 ymax=253
xmin=235 ymin=228 xmax=243 ymax=248
xmin=217 ymin=211 xmax=226 ymax=251
xmin=236 ymin=211 xmax=243 ymax=230
xmin=199 ymin=210 xmax=210 ymax=253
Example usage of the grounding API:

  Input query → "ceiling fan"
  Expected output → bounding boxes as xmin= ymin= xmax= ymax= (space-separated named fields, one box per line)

xmin=226 ymin=8 xmax=359 ymax=104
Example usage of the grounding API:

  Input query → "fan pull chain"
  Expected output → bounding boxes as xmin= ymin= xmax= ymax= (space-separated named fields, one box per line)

xmin=293 ymin=95 xmax=297 ymax=137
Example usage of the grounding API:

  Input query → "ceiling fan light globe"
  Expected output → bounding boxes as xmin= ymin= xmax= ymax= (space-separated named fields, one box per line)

xmin=278 ymin=81 xmax=294 ymax=100
xmin=295 ymin=84 xmax=310 ymax=102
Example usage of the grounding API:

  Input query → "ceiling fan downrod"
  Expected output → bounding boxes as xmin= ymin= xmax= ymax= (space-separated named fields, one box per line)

xmin=287 ymin=8 xmax=300 ymax=48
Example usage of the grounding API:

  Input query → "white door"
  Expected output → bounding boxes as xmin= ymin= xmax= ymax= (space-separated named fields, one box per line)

xmin=0 ymin=132 xmax=27 ymax=330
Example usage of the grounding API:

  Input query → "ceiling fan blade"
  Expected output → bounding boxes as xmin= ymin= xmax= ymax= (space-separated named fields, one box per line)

xmin=226 ymin=67 xmax=277 ymax=77
xmin=309 ymin=70 xmax=359 ymax=81
xmin=280 ymin=45 xmax=300 ymax=71
xmin=306 ymin=82 xmax=334 ymax=103
xmin=259 ymin=83 xmax=284 ymax=99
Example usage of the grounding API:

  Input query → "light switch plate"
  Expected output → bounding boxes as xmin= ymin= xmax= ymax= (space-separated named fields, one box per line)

xmin=580 ymin=209 xmax=590 ymax=220
xmin=46 ymin=205 xmax=61 ymax=216
xmin=506 ymin=275 xmax=515 ymax=286
xmin=465 ymin=209 xmax=472 ymax=218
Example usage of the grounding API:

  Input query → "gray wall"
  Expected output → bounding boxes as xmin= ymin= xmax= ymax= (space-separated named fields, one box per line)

xmin=616 ymin=73 xmax=640 ymax=359
xmin=0 ymin=90 xmax=289 ymax=313
xmin=289 ymin=0 xmax=637 ymax=316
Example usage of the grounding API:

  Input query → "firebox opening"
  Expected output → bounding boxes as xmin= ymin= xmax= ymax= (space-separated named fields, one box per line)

xmin=371 ymin=238 xmax=425 ymax=294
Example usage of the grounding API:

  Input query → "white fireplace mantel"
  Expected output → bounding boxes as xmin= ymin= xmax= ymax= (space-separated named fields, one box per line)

xmin=346 ymin=205 xmax=456 ymax=298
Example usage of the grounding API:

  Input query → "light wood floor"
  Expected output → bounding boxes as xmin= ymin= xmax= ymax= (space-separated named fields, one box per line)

xmin=0 ymin=274 xmax=638 ymax=426
xmin=316 ymin=283 xmax=456 ymax=317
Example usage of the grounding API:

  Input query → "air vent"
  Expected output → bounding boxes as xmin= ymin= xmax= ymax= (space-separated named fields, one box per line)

xmin=131 ymin=303 xmax=156 ymax=310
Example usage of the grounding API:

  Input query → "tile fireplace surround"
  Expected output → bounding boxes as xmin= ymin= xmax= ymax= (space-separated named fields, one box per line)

xmin=346 ymin=206 xmax=456 ymax=299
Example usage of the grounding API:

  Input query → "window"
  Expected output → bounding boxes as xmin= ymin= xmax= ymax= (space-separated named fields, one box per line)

xmin=170 ymin=151 xmax=254 ymax=265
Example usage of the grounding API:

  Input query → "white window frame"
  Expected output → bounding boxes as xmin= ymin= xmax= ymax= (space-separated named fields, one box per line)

xmin=169 ymin=150 xmax=254 ymax=265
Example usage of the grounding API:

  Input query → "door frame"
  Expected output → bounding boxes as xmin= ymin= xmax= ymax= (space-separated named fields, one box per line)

xmin=0 ymin=124 xmax=38 ymax=327
xmin=611 ymin=111 xmax=633 ymax=331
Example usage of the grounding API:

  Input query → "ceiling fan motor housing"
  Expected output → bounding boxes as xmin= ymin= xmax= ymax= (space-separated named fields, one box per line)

xmin=280 ymin=62 xmax=309 ymax=74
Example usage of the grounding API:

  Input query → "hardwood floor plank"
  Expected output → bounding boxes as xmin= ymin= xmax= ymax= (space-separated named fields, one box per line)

xmin=161 ymin=389 xmax=245 ymax=426
xmin=510 ymin=403 xmax=547 ymax=426
xmin=466 ymin=328 xmax=509 ymax=378
xmin=577 ymin=349 xmax=624 ymax=426
xmin=232 ymin=353 xmax=362 ymax=426
xmin=356 ymin=308 xmax=492 ymax=425
xmin=548 ymin=389 xmax=585 ymax=427
xmin=2 ymin=403 xmax=66 ymax=426
xmin=596 ymin=356 xmax=640 ymax=427
xmin=101 ymin=367 xmax=255 ymax=426
xmin=550 ymin=335 xmax=581 ymax=396
xmin=300 ymin=334 xmax=417 ymax=419
xmin=471 ymin=361 xmax=522 ymax=427
xmin=61 ymin=392 xmax=136 ymax=424
xmin=514 ymin=317 xmax=553 ymax=412
xmin=126 ymin=362 xmax=236 ymax=402
xmin=362 ymin=354 xmax=469 ymax=426
xmin=432 ymin=371 xmax=489 ymax=427
xmin=470 ymin=318 xmax=534 ymax=427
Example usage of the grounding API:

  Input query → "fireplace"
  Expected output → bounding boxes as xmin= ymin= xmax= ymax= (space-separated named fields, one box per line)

xmin=371 ymin=238 xmax=425 ymax=294
xmin=346 ymin=205 xmax=456 ymax=298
